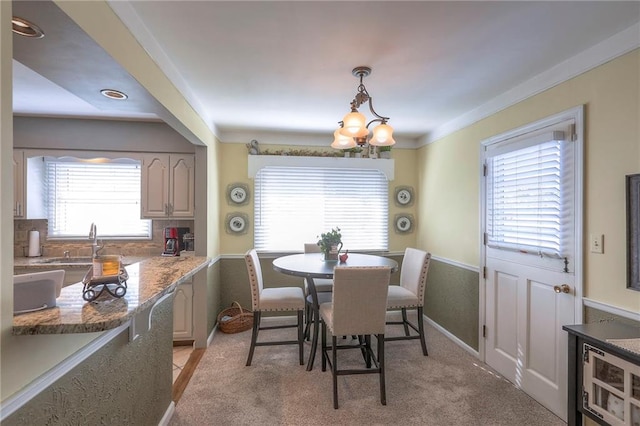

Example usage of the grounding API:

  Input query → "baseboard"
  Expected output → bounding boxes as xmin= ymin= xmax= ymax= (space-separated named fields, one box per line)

xmin=158 ymin=401 xmax=175 ymax=426
xmin=423 ymin=315 xmax=479 ymax=358
xmin=207 ymin=324 xmax=218 ymax=346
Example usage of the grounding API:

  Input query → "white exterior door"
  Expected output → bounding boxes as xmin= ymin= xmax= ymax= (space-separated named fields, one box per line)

xmin=485 ymin=254 xmax=575 ymax=419
xmin=482 ymin=107 xmax=583 ymax=421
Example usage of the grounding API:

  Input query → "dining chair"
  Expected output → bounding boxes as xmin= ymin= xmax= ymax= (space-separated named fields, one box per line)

xmin=303 ymin=243 xmax=333 ymax=340
xmin=385 ymin=247 xmax=431 ymax=356
xmin=320 ymin=266 xmax=391 ymax=409
xmin=244 ymin=249 xmax=305 ymax=366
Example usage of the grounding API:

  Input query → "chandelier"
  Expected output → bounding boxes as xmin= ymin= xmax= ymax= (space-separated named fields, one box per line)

xmin=331 ymin=66 xmax=395 ymax=149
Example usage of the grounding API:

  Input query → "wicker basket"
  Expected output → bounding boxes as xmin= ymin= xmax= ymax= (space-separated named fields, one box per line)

xmin=217 ymin=301 xmax=253 ymax=333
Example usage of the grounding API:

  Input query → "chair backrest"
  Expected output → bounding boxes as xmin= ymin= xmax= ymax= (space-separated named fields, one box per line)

xmin=330 ymin=267 xmax=391 ymax=336
xmin=244 ymin=249 xmax=264 ymax=311
xmin=400 ymin=248 xmax=431 ymax=304
xmin=304 ymin=243 xmax=321 ymax=254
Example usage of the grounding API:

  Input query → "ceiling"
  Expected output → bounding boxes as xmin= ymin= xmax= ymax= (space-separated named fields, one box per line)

xmin=11 ymin=1 xmax=640 ymax=147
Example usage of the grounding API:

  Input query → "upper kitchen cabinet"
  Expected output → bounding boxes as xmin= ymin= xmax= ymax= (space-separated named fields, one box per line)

xmin=141 ymin=154 xmax=195 ymax=218
xmin=14 ymin=150 xmax=46 ymax=219
xmin=13 ymin=150 xmax=25 ymax=218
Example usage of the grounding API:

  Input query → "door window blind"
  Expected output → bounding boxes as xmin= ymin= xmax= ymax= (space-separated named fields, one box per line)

xmin=45 ymin=157 xmax=151 ymax=238
xmin=254 ymin=166 xmax=388 ymax=252
xmin=486 ymin=131 xmax=573 ymax=258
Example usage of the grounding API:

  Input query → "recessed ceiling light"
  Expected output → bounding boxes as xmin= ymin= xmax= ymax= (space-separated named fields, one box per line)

xmin=12 ymin=17 xmax=44 ymax=38
xmin=100 ymin=89 xmax=128 ymax=100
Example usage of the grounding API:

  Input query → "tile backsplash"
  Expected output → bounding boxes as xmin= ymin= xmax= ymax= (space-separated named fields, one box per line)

xmin=14 ymin=219 xmax=195 ymax=258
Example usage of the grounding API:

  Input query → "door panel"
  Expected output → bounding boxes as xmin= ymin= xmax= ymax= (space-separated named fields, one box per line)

xmin=495 ymin=272 xmax=518 ymax=359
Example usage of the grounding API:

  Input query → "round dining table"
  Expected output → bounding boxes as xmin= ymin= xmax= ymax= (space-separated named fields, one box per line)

xmin=272 ymin=252 xmax=398 ymax=371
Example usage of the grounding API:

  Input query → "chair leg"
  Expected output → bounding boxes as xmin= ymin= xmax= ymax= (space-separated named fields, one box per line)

xmin=401 ymin=308 xmax=410 ymax=336
xmin=321 ymin=320 xmax=327 ymax=371
xmin=246 ymin=311 xmax=261 ymax=366
xmin=304 ymin=301 xmax=313 ymax=341
xmin=364 ymin=335 xmax=372 ymax=368
xmin=332 ymin=335 xmax=339 ymax=409
xmin=417 ymin=306 xmax=428 ymax=356
xmin=298 ymin=310 xmax=304 ymax=365
xmin=378 ymin=333 xmax=386 ymax=406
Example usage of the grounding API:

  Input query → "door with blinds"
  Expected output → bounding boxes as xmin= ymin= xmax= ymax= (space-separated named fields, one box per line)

xmin=481 ymin=109 xmax=582 ymax=421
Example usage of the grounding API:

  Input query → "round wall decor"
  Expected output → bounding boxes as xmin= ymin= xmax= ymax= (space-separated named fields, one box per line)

xmin=394 ymin=186 xmax=414 ymax=207
xmin=227 ymin=183 xmax=250 ymax=205
xmin=394 ymin=214 xmax=414 ymax=234
xmin=225 ymin=212 xmax=249 ymax=235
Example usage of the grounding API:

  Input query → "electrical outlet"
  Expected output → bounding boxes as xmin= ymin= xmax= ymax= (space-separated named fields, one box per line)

xmin=590 ymin=234 xmax=604 ymax=254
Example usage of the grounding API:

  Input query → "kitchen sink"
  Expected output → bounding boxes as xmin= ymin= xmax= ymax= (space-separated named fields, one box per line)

xmin=38 ymin=257 xmax=93 ymax=264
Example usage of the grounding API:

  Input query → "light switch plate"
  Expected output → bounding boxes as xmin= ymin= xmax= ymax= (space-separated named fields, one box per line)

xmin=590 ymin=234 xmax=604 ymax=254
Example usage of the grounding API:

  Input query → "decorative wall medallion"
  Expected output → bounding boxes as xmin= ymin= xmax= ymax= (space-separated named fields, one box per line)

xmin=227 ymin=183 xmax=250 ymax=205
xmin=394 ymin=214 xmax=414 ymax=234
xmin=394 ymin=186 xmax=414 ymax=207
xmin=226 ymin=212 xmax=249 ymax=235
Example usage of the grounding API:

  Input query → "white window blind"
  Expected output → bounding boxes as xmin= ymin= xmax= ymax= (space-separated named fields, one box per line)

xmin=486 ymin=130 xmax=573 ymax=258
xmin=254 ymin=166 xmax=388 ymax=252
xmin=45 ymin=157 xmax=151 ymax=238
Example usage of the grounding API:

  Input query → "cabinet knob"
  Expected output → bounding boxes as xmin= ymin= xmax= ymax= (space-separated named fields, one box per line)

xmin=554 ymin=284 xmax=571 ymax=294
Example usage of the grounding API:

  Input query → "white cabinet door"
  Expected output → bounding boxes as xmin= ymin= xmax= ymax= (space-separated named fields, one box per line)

xmin=141 ymin=154 xmax=170 ymax=218
xmin=141 ymin=153 xmax=194 ymax=219
xmin=173 ymin=282 xmax=193 ymax=340
xmin=13 ymin=150 xmax=25 ymax=218
xmin=168 ymin=155 xmax=195 ymax=218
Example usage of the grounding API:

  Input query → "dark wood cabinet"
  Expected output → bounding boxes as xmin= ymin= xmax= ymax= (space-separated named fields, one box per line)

xmin=563 ymin=322 xmax=640 ymax=425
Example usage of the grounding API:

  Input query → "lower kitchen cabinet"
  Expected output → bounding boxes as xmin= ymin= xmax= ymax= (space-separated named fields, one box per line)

xmin=173 ymin=280 xmax=193 ymax=341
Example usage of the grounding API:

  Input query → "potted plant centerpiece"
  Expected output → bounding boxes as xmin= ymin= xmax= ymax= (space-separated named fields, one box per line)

xmin=317 ymin=227 xmax=343 ymax=261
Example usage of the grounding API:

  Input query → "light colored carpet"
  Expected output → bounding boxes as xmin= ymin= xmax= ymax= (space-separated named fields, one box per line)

xmin=170 ymin=314 xmax=565 ymax=425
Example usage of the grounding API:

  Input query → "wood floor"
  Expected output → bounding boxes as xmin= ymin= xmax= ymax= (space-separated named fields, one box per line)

xmin=172 ymin=343 xmax=205 ymax=403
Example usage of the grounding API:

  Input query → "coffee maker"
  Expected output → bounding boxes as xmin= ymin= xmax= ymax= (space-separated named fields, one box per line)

xmin=162 ymin=227 xmax=180 ymax=256
xmin=162 ymin=227 xmax=191 ymax=256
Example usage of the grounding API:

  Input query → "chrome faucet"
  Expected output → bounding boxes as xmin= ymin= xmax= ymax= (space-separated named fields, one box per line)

xmin=89 ymin=223 xmax=103 ymax=258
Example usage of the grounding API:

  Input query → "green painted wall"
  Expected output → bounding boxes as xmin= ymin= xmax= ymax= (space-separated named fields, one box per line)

xmin=207 ymin=260 xmax=222 ymax=335
xmin=584 ymin=306 xmax=640 ymax=328
xmin=424 ymin=259 xmax=480 ymax=350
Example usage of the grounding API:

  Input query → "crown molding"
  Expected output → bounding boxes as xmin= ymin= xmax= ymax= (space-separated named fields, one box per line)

xmin=420 ymin=22 xmax=640 ymax=147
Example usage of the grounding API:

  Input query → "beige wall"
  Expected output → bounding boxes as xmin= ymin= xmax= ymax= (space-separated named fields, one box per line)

xmin=417 ymin=49 xmax=640 ymax=314
xmin=218 ymin=143 xmax=419 ymax=254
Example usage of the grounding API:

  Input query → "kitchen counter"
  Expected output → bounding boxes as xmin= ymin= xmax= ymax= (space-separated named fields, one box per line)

xmin=12 ymin=256 xmax=211 ymax=335
xmin=13 ymin=255 xmax=149 ymax=269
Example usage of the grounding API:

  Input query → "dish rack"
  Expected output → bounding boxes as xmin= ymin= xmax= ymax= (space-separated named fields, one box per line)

xmin=81 ymin=266 xmax=128 ymax=302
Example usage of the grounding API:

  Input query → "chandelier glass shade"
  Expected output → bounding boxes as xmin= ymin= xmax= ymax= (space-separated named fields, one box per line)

xmin=330 ymin=129 xmax=357 ymax=149
xmin=332 ymin=66 xmax=395 ymax=148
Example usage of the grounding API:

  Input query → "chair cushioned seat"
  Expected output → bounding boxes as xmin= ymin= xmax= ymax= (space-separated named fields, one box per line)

xmin=307 ymin=292 xmax=332 ymax=305
xmin=314 ymin=278 xmax=334 ymax=293
xmin=260 ymin=287 xmax=305 ymax=311
xmin=387 ymin=285 xmax=420 ymax=309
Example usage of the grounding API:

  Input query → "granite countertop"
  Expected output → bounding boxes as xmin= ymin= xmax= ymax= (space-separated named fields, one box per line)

xmin=13 ymin=255 xmax=150 ymax=268
xmin=13 ymin=256 xmax=211 ymax=335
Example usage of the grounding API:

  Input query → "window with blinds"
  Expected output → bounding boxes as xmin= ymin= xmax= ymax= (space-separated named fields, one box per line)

xmin=485 ymin=130 xmax=573 ymax=258
xmin=254 ymin=166 xmax=388 ymax=252
xmin=45 ymin=157 xmax=151 ymax=238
